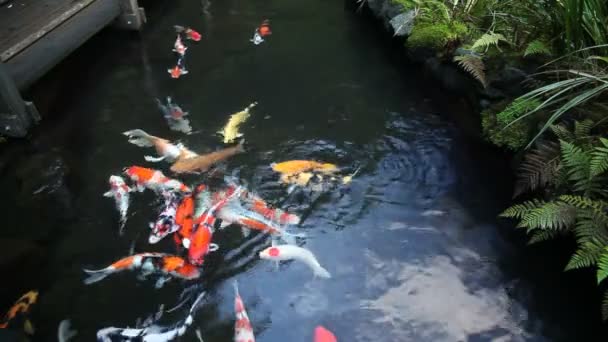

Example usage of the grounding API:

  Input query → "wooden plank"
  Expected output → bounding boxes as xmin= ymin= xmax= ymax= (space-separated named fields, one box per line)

xmin=5 ymin=0 xmax=121 ymax=90
xmin=0 ymin=0 xmax=97 ymax=62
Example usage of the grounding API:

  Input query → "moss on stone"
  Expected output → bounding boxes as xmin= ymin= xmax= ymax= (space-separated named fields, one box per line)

xmin=481 ymin=98 xmax=541 ymax=150
xmin=407 ymin=21 xmax=468 ymax=50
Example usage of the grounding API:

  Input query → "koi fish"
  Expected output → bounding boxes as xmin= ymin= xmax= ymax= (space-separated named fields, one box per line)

xmin=149 ymin=193 xmax=180 ymax=244
xmin=58 ymin=320 xmax=77 ymax=342
xmin=175 ymin=25 xmax=202 ymax=41
xmin=103 ymin=175 xmax=132 ymax=233
xmin=173 ymin=35 xmax=188 ymax=56
xmin=217 ymin=183 xmax=300 ymax=225
xmin=155 ymin=96 xmax=193 ymax=134
xmin=174 ymin=194 xmax=196 ymax=248
xmin=314 ymin=326 xmax=337 ymax=342
xmin=250 ymin=20 xmax=271 ymax=45
xmin=233 ymin=281 xmax=255 ymax=342
xmin=170 ymin=140 xmax=245 ymax=174
xmin=0 ymin=291 xmax=38 ymax=331
xmin=168 ymin=58 xmax=189 ymax=79
xmin=123 ymin=129 xmax=197 ymax=163
xmin=187 ymin=187 xmax=241 ymax=265
xmin=96 ymin=290 xmax=206 ymax=342
xmin=259 ymin=245 xmax=330 ymax=278
xmin=83 ymin=253 xmax=200 ymax=285
xmin=218 ymin=102 xmax=256 ymax=144
xmin=271 ymin=160 xmax=338 ymax=175
xmin=124 ymin=166 xmax=191 ymax=193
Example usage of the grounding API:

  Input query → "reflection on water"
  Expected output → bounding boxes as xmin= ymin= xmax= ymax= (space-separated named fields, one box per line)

xmin=0 ymin=0 xmax=604 ymax=341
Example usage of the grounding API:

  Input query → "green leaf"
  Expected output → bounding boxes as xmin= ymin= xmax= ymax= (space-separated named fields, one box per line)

xmin=597 ymin=248 xmax=608 ymax=283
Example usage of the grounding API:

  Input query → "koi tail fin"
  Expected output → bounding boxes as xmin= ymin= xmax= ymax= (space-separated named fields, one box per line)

xmin=313 ymin=265 xmax=331 ymax=279
xmin=123 ymin=129 xmax=155 ymax=147
xmin=233 ymin=280 xmax=240 ymax=296
xmin=246 ymin=102 xmax=258 ymax=112
xmin=103 ymin=191 xmax=113 ymax=198
xmin=58 ymin=319 xmax=77 ymax=342
xmin=144 ymin=155 xmax=166 ymax=162
xmin=174 ymin=25 xmax=186 ymax=33
xmin=82 ymin=267 xmax=113 ymax=285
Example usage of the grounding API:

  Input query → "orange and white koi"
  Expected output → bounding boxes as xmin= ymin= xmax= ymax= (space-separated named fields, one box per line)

xmin=168 ymin=58 xmax=189 ymax=79
xmin=314 ymin=326 xmax=337 ymax=342
xmin=233 ymin=281 xmax=255 ymax=342
xmin=259 ymin=245 xmax=330 ymax=278
xmin=103 ymin=175 xmax=132 ymax=233
xmin=123 ymin=129 xmax=197 ymax=163
xmin=149 ymin=193 xmax=180 ymax=244
xmin=218 ymin=186 xmax=300 ymax=225
xmin=83 ymin=253 xmax=200 ymax=285
xmin=250 ymin=20 xmax=271 ymax=45
xmin=173 ymin=35 xmax=188 ymax=56
xmin=0 ymin=291 xmax=38 ymax=330
xmin=174 ymin=194 xmax=196 ymax=248
xmin=271 ymin=160 xmax=338 ymax=175
xmin=123 ymin=166 xmax=191 ymax=193
xmin=175 ymin=25 xmax=202 ymax=41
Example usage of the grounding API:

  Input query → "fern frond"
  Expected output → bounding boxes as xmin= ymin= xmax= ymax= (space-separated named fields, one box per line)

xmin=523 ymin=40 xmax=552 ymax=57
xmin=453 ymin=55 xmax=487 ymax=87
xmin=528 ymin=229 xmax=563 ymax=244
xmin=597 ymin=248 xmax=608 ymax=284
xmin=471 ymin=32 xmax=509 ymax=52
xmin=591 ymin=137 xmax=608 ymax=177
xmin=500 ymin=199 xmax=546 ymax=219
xmin=514 ymin=141 xmax=561 ymax=197
xmin=574 ymin=119 xmax=594 ymax=140
xmin=520 ymin=201 xmax=576 ymax=231
xmin=560 ymin=140 xmax=593 ymax=193
xmin=551 ymin=124 xmax=574 ymax=142
xmin=565 ymin=238 xmax=606 ymax=270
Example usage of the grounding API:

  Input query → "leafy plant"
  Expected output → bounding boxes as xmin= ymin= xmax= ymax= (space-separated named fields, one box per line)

xmin=453 ymin=54 xmax=486 ymax=87
xmin=524 ymin=40 xmax=552 ymax=57
xmin=471 ymin=32 xmax=509 ymax=52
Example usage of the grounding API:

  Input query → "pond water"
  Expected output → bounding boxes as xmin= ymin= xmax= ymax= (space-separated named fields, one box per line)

xmin=0 ymin=0 xmax=605 ymax=341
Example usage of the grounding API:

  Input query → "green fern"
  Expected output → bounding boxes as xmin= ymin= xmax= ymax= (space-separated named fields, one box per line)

xmin=597 ymin=248 xmax=608 ymax=283
xmin=500 ymin=199 xmax=546 ymax=220
xmin=574 ymin=119 xmax=594 ymax=141
xmin=519 ymin=201 xmax=576 ymax=231
xmin=453 ymin=55 xmax=487 ymax=87
xmin=565 ymin=238 xmax=606 ymax=270
xmin=551 ymin=124 xmax=575 ymax=142
xmin=513 ymin=141 xmax=561 ymax=197
xmin=591 ymin=138 xmax=608 ymax=177
xmin=471 ymin=32 xmax=509 ymax=52
xmin=528 ymin=229 xmax=563 ymax=244
xmin=523 ymin=40 xmax=552 ymax=57
xmin=603 ymin=291 xmax=608 ymax=320
xmin=560 ymin=140 xmax=595 ymax=193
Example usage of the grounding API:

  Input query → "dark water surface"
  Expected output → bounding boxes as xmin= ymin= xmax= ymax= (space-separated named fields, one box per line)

xmin=0 ymin=0 xmax=605 ymax=341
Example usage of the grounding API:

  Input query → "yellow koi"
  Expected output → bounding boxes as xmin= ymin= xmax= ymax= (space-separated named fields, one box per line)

xmin=218 ymin=102 xmax=257 ymax=143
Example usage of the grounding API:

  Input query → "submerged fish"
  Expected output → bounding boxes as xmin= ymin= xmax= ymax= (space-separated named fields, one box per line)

xmin=155 ymin=97 xmax=192 ymax=134
xmin=314 ymin=326 xmax=337 ymax=342
xmin=175 ymin=25 xmax=202 ymax=41
xmin=123 ymin=129 xmax=197 ymax=163
xmin=103 ymin=175 xmax=132 ymax=233
xmin=173 ymin=34 xmax=188 ymax=56
xmin=0 ymin=291 xmax=38 ymax=331
xmin=233 ymin=281 xmax=255 ymax=342
xmin=149 ymin=193 xmax=181 ymax=244
xmin=170 ymin=140 xmax=245 ymax=174
xmin=58 ymin=320 xmax=77 ymax=342
xmin=218 ymin=102 xmax=257 ymax=144
xmin=168 ymin=58 xmax=189 ymax=79
xmin=97 ymin=290 xmax=206 ymax=342
xmin=271 ymin=160 xmax=338 ymax=175
xmin=83 ymin=253 xmax=200 ymax=285
xmin=259 ymin=245 xmax=330 ymax=278
xmin=124 ymin=166 xmax=191 ymax=193
xmin=250 ymin=20 xmax=271 ymax=45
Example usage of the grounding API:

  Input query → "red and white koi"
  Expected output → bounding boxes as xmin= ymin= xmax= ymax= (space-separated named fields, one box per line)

xmin=233 ymin=281 xmax=255 ymax=342
xmin=96 ymin=290 xmax=206 ymax=342
xmin=155 ymin=97 xmax=193 ymax=134
xmin=149 ymin=193 xmax=181 ymax=244
xmin=83 ymin=253 xmax=200 ymax=285
xmin=250 ymin=20 xmax=272 ymax=45
xmin=175 ymin=25 xmax=202 ymax=41
xmin=173 ymin=35 xmax=188 ymax=56
xmin=259 ymin=245 xmax=331 ymax=278
xmin=123 ymin=166 xmax=191 ymax=194
xmin=103 ymin=175 xmax=132 ymax=233
xmin=168 ymin=58 xmax=189 ymax=79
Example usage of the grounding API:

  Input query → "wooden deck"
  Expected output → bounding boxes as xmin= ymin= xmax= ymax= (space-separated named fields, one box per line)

xmin=0 ymin=0 xmax=98 ymax=62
